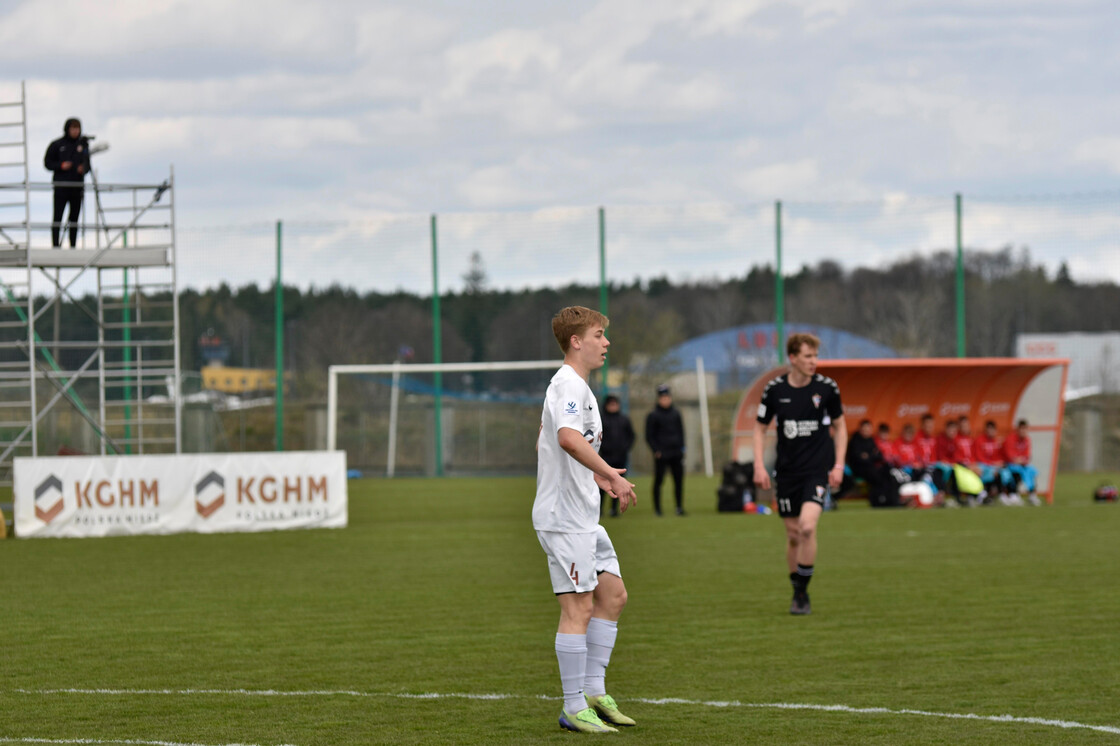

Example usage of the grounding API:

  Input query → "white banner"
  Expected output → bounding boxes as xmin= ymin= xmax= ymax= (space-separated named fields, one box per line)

xmin=13 ymin=451 xmax=347 ymax=539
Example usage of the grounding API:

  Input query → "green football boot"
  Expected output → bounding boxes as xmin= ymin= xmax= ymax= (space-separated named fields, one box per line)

xmin=559 ymin=706 xmax=618 ymax=733
xmin=586 ymin=693 xmax=637 ymax=727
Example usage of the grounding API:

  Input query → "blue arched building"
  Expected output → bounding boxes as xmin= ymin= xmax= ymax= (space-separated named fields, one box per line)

xmin=662 ymin=323 xmax=897 ymax=392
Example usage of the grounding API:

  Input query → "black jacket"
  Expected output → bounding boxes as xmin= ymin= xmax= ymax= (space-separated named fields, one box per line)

xmin=44 ymin=132 xmax=90 ymax=184
xmin=645 ymin=404 xmax=684 ymax=460
xmin=600 ymin=409 xmax=635 ymax=468
xmin=846 ymin=433 xmax=883 ymax=477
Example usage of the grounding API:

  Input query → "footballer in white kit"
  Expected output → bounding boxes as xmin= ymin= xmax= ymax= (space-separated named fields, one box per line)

xmin=533 ymin=306 xmax=638 ymax=735
xmin=534 ymin=363 xmax=621 ymax=594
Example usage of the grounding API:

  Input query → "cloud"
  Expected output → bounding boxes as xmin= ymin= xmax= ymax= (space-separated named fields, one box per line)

xmin=735 ymin=159 xmax=821 ymax=197
xmin=1074 ymin=137 xmax=1120 ymax=175
xmin=0 ymin=0 xmax=360 ymax=75
xmin=3 ymin=0 xmax=1120 ymax=290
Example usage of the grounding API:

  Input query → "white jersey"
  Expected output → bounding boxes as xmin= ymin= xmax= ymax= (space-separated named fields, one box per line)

xmin=533 ymin=364 xmax=603 ymax=533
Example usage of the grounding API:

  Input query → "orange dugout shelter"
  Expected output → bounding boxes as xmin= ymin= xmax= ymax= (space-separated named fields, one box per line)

xmin=731 ymin=358 xmax=1070 ymax=499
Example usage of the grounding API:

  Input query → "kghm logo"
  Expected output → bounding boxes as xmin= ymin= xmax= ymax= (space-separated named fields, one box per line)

xmin=34 ymin=474 xmax=64 ymax=524
xmin=195 ymin=471 xmax=225 ymax=519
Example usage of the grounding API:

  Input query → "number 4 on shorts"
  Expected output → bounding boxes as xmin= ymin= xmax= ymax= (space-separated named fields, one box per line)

xmin=569 ymin=562 xmax=579 ymax=584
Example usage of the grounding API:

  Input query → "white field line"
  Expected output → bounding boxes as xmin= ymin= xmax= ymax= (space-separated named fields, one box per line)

xmin=0 ymin=738 xmax=295 ymax=746
xmin=11 ymin=688 xmax=1120 ymax=737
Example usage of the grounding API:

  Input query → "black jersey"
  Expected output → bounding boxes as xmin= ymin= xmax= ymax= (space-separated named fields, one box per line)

xmin=756 ymin=373 xmax=843 ymax=478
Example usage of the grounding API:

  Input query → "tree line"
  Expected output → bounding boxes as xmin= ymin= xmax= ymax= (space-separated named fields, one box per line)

xmin=38 ymin=246 xmax=1120 ymax=401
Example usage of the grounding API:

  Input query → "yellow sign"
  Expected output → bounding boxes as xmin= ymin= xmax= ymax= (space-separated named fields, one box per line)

xmin=201 ymin=365 xmax=278 ymax=394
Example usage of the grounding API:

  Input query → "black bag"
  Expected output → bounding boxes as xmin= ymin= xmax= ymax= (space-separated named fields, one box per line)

xmin=1094 ymin=484 xmax=1118 ymax=503
xmin=717 ymin=461 xmax=754 ymax=512
xmin=718 ymin=484 xmax=744 ymax=512
xmin=864 ymin=466 xmax=909 ymax=508
xmin=722 ymin=460 xmax=753 ymax=487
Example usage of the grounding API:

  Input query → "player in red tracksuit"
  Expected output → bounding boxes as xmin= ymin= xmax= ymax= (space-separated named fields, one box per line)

xmin=916 ymin=414 xmax=938 ymax=471
xmin=875 ymin=422 xmax=897 ymax=467
xmin=975 ymin=420 xmax=1009 ymax=502
xmin=894 ymin=424 xmax=922 ymax=473
xmin=951 ymin=416 xmax=990 ymax=504
xmin=953 ymin=416 xmax=976 ymax=467
xmin=935 ymin=419 xmax=960 ymax=464
xmin=1002 ymin=419 xmax=1040 ymax=505
xmin=894 ymin=422 xmax=942 ymax=503
xmin=933 ymin=419 xmax=963 ymax=500
xmin=975 ymin=421 xmax=1003 ymax=466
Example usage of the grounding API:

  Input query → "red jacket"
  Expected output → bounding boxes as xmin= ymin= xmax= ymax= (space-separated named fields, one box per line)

xmin=953 ymin=435 xmax=975 ymax=464
xmin=876 ymin=437 xmax=897 ymax=466
xmin=1003 ymin=432 xmax=1032 ymax=464
xmin=936 ymin=434 xmax=959 ymax=464
xmin=916 ymin=434 xmax=937 ymax=466
xmin=976 ymin=434 xmax=1003 ymax=465
xmin=895 ymin=439 xmax=921 ymax=469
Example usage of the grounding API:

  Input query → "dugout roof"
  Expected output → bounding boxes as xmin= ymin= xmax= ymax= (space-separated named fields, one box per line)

xmin=731 ymin=358 xmax=1070 ymax=497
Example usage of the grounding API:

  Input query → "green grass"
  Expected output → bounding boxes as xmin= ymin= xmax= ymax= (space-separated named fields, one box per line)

xmin=2 ymin=471 xmax=1120 ymax=744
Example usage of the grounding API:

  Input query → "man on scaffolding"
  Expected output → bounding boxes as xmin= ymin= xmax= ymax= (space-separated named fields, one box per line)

xmin=43 ymin=117 xmax=91 ymax=248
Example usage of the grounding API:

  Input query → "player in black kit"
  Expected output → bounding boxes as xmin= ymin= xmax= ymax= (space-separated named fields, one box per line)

xmin=752 ymin=333 xmax=847 ymax=615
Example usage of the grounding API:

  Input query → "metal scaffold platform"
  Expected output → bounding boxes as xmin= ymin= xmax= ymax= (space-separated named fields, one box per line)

xmin=0 ymin=82 xmax=182 ymax=487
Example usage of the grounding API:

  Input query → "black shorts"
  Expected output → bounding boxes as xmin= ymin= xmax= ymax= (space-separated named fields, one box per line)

xmin=774 ymin=473 xmax=829 ymax=518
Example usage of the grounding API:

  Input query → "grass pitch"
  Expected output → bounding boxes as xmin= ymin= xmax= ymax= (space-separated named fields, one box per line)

xmin=2 ymin=471 xmax=1120 ymax=745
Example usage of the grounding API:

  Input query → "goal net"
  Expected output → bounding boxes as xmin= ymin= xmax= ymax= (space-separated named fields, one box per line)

xmin=327 ymin=361 xmax=562 ymax=477
xmin=327 ymin=357 xmax=716 ymax=478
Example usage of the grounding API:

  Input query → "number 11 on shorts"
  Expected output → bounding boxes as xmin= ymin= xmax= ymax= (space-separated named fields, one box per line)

xmin=778 ymin=498 xmax=792 ymax=513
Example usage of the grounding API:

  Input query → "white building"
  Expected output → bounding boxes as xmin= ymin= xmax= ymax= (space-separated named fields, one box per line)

xmin=1016 ymin=332 xmax=1120 ymax=397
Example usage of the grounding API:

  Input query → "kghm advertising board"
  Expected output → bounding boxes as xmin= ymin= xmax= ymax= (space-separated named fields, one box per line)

xmin=14 ymin=451 xmax=347 ymax=539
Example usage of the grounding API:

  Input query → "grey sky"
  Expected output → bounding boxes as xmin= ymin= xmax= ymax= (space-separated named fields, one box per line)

xmin=2 ymin=0 xmax=1118 ymax=291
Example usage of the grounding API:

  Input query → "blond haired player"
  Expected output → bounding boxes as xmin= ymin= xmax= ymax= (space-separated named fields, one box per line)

xmin=534 ymin=306 xmax=638 ymax=733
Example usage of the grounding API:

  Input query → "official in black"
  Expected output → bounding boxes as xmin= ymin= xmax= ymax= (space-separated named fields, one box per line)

xmin=43 ymin=118 xmax=91 ymax=248
xmin=645 ymin=384 xmax=686 ymax=516
xmin=599 ymin=394 xmax=635 ymax=517
xmin=847 ymin=419 xmax=901 ymax=508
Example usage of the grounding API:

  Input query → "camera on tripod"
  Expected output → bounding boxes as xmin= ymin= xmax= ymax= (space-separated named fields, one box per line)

xmin=81 ymin=134 xmax=109 ymax=156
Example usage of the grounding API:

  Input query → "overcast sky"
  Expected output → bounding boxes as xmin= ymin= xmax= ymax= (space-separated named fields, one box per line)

xmin=2 ymin=0 xmax=1118 ymax=291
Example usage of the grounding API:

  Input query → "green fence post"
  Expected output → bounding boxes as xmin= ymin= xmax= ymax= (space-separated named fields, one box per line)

xmin=431 ymin=214 xmax=443 ymax=476
xmin=123 ymin=230 xmax=132 ymax=454
xmin=275 ymin=220 xmax=284 ymax=451
xmin=599 ymin=206 xmax=608 ymax=392
xmin=775 ymin=200 xmax=785 ymax=362
xmin=955 ymin=193 xmax=965 ymax=358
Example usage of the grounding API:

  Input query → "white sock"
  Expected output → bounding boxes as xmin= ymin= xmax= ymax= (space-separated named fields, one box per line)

xmin=583 ymin=617 xmax=618 ymax=697
xmin=555 ymin=632 xmax=588 ymax=713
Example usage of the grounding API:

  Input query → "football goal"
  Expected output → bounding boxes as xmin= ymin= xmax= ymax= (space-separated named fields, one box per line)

xmin=328 ymin=361 xmax=558 ymax=477
xmin=327 ymin=358 xmax=714 ymax=478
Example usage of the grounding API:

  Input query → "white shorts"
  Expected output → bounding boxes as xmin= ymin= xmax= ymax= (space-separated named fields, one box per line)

xmin=536 ymin=525 xmax=621 ymax=595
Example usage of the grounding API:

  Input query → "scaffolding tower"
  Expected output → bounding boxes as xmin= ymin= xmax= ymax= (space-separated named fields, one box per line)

xmin=0 ymin=82 xmax=182 ymax=487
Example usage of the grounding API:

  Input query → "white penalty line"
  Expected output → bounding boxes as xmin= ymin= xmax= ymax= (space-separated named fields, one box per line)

xmin=0 ymin=738 xmax=295 ymax=746
xmin=12 ymin=688 xmax=1120 ymax=737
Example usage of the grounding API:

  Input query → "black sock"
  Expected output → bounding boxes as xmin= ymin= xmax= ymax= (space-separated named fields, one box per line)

xmin=796 ymin=564 xmax=815 ymax=590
